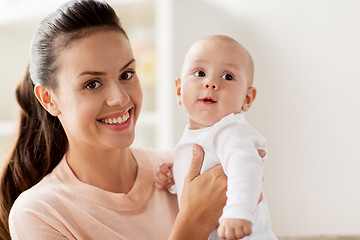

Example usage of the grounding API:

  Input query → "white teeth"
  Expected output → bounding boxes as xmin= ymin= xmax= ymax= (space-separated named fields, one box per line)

xmin=100 ymin=111 xmax=130 ymax=125
xmin=122 ymin=111 xmax=130 ymax=122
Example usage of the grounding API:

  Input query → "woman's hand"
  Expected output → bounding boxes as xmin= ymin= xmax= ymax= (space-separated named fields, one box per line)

xmin=257 ymin=149 xmax=266 ymax=204
xmin=180 ymin=144 xmax=228 ymax=232
xmin=169 ymin=144 xmax=227 ymax=240
xmin=169 ymin=146 xmax=267 ymax=240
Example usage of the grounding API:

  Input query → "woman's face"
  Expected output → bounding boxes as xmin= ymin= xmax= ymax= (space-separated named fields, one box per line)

xmin=51 ymin=30 xmax=143 ymax=151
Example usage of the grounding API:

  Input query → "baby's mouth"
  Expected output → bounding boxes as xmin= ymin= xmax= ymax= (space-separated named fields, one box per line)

xmin=199 ymin=97 xmax=217 ymax=103
xmin=98 ymin=110 xmax=130 ymax=125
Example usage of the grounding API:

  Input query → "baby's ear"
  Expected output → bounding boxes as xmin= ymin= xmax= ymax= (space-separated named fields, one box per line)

xmin=175 ymin=78 xmax=182 ymax=105
xmin=34 ymin=83 xmax=61 ymax=116
xmin=242 ymin=87 xmax=257 ymax=112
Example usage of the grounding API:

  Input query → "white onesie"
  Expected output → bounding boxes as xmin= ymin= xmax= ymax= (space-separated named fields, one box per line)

xmin=173 ymin=113 xmax=277 ymax=240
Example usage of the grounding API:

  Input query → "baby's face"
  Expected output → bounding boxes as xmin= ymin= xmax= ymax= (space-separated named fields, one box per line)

xmin=178 ymin=36 xmax=253 ymax=129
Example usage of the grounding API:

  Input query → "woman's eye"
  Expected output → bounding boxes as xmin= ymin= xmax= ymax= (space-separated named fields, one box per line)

xmin=221 ymin=73 xmax=233 ymax=81
xmin=194 ymin=71 xmax=206 ymax=77
xmin=85 ymin=80 xmax=102 ymax=89
xmin=120 ymin=71 xmax=134 ymax=80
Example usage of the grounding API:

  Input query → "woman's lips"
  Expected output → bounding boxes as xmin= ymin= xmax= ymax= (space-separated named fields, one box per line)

xmin=97 ymin=109 xmax=131 ymax=125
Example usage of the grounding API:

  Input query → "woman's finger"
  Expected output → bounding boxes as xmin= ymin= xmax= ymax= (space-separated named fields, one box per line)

xmin=257 ymin=149 xmax=266 ymax=159
xmin=185 ymin=144 xmax=205 ymax=181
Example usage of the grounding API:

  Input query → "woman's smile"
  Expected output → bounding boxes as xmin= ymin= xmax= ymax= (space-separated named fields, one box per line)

xmin=98 ymin=110 xmax=130 ymax=125
xmin=97 ymin=109 xmax=132 ymax=131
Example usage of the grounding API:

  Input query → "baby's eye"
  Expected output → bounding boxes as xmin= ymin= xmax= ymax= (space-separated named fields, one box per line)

xmin=194 ymin=71 xmax=206 ymax=77
xmin=85 ymin=80 xmax=102 ymax=90
xmin=221 ymin=73 xmax=233 ymax=81
xmin=120 ymin=71 xmax=134 ymax=80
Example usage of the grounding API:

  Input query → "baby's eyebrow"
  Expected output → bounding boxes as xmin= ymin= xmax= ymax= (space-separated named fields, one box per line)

xmin=192 ymin=59 xmax=208 ymax=65
xmin=223 ymin=62 xmax=238 ymax=69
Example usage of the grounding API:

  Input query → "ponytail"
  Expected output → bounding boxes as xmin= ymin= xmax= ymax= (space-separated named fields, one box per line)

xmin=0 ymin=68 xmax=67 ymax=239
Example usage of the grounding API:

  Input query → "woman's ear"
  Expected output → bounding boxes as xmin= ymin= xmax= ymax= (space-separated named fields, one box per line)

xmin=34 ymin=83 xmax=61 ymax=116
xmin=175 ymin=78 xmax=182 ymax=105
xmin=242 ymin=87 xmax=257 ymax=112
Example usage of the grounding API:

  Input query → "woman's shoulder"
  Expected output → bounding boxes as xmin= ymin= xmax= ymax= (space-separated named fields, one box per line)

xmin=9 ymin=169 xmax=77 ymax=239
xmin=10 ymin=172 xmax=61 ymax=214
xmin=9 ymin=158 xmax=72 ymax=217
xmin=8 ymin=171 xmax=66 ymax=235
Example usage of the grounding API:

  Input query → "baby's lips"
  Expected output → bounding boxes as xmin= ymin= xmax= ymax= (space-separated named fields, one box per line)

xmin=199 ymin=96 xmax=217 ymax=103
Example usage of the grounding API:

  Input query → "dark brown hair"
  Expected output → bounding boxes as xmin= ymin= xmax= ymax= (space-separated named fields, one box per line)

xmin=0 ymin=1 xmax=127 ymax=238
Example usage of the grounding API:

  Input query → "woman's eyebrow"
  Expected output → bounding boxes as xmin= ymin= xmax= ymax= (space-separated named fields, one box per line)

xmin=120 ymin=58 xmax=135 ymax=72
xmin=79 ymin=58 xmax=136 ymax=77
xmin=78 ymin=71 xmax=105 ymax=77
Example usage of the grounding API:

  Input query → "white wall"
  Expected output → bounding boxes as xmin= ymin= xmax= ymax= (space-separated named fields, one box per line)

xmin=0 ymin=20 xmax=39 ymax=153
xmin=171 ymin=0 xmax=360 ymax=237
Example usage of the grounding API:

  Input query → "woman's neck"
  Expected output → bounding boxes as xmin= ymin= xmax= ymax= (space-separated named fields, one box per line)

xmin=65 ymin=146 xmax=138 ymax=194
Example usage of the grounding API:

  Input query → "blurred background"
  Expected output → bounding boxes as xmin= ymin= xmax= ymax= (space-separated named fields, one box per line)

xmin=1 ymin=0 xmax=359 ymax=238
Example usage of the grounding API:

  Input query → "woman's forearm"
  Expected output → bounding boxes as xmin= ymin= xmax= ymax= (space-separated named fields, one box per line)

xmin=168 ymin=209 xmax=210 ymax=240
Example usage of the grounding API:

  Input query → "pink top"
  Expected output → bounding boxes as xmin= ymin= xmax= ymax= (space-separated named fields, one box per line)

xmin=9 ymin=147 xmax=178 ymax=240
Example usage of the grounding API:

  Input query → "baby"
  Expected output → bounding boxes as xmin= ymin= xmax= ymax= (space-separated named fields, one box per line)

xmin=156 ymin=35 xmax=277 ymax=240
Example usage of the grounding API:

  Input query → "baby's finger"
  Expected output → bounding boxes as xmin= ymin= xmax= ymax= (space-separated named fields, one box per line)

xmin=217 ymin=225 xmax=225 ymax=238
xmin=244 ymin=225 xmax=252 ymax=236
xmin=234 ymin=227 xmax=245 ymax=239
xmin=225 ymin=227 xmax=236 ymax=240
xmin=159 ymin=162 xmax=173 ymax=177
xmin=156 ymin=172 xmax=172 ymax=184
xmin=155 ymin=181 xmax=166 ymax=190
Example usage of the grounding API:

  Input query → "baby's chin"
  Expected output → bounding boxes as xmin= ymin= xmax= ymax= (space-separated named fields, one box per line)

xmin=188 ymin=117 xmax=223 ymax=130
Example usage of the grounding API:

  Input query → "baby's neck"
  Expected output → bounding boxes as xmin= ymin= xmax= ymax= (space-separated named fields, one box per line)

xmin=188 ymin=112 xmax=241 ymax=130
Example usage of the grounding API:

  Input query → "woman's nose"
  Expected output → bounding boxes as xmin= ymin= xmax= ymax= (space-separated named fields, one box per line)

xmin=106 ymin=84 xmax=130 ymax=106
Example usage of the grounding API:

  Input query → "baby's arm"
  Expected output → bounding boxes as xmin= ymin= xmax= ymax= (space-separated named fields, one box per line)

xmin=155 ymin=162 xmax=175 ymax=191
xmin=217 ymin=148 xmax=265 ymax=239
xmin=219 ymin=137 xmax=263 ymax=218
xmin=216 ymin=127 xmax=265 ymax=239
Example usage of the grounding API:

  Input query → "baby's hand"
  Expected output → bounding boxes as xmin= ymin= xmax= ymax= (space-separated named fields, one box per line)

xmin=218 ymin=219 xmax=252 ymax=240
xmin=155 ymin=162 xmax=175 ymax=190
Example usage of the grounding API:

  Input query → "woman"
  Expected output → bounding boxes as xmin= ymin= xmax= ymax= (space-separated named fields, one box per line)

xmin=0 ymin=0 xmax=227 ymax=239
